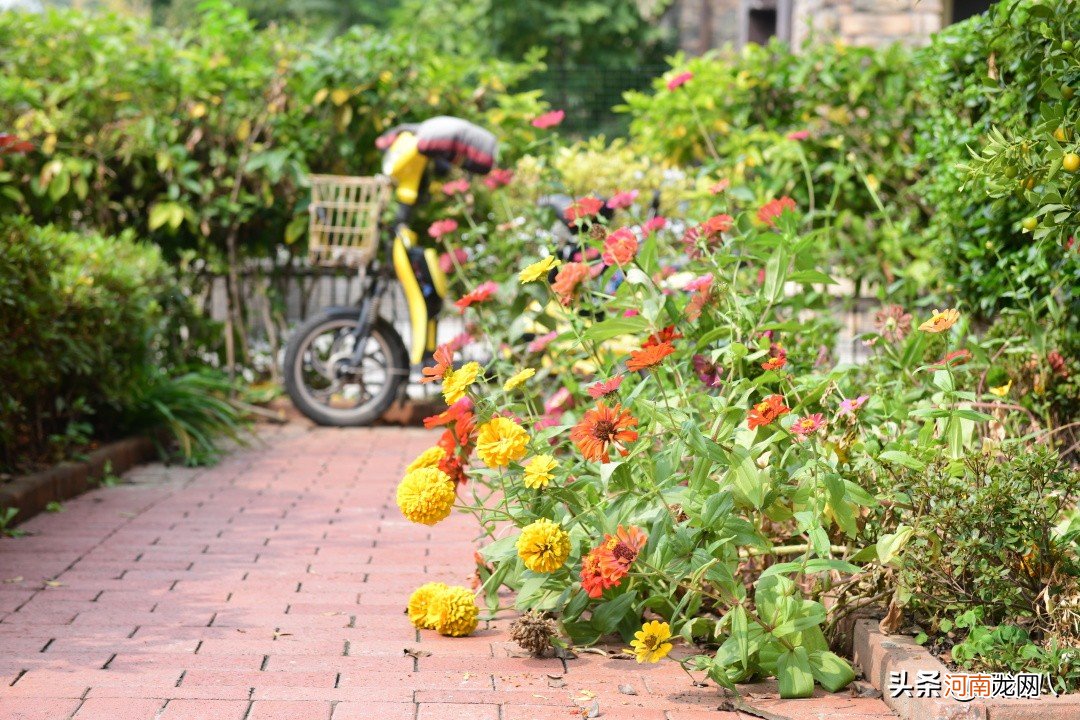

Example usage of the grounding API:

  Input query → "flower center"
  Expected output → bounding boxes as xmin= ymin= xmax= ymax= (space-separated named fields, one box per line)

xmin=612 ymin=542 xmax=636 ymax=563
xmin=592 ymin=419 xmax=615 ymax=441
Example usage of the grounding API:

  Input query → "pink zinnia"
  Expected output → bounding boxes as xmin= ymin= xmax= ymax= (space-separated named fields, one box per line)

xmin=428 ymin=219 xmax=459 ymax=239
xmin=587 ymin=375 xmax=624 ymax=399
xmin=623 ymin=309 xmax=640 ymax=318
xmin=545 ymin=387 xmax=574 ymax=415
xmin=786 ymin=130 xmax=810 ymax=141
xmin=446 ymin=331 xmax=473 ymax=352
xmin=483 ymin=168 xmax=513 ymax=189
xmin=666 ymin=71 xmax=693 ymax=91
xmin=565 ymin=196 xmax=604 ymax=223
xmin=838 ymin=395 xmax=869 ymax=417
xmin=531 ymin=110 xmax=565 ymax=129
xmin=441 ymin=178 xmax=470 ymax=196
xmin=439 ymin=248 xmax=468 ymax=274
xmin=757 ymin=197 xmax=797 ymax=227
xmin=454 ymin=281 xmax=498 ymax=310
xmin=685 ymin=275 xmax=713 ymax=292
xmin=602 ymin=227 xmax=638 ymax=266
xmin=643 ymin=216 xmax=667 ymax=232
xmin=791 ymin=414 xmax=826 ymax=440
xmin=606 ymin=190 xmax=639 ymax=210
xmin=527 ymin=331 xmax=558 ymax=354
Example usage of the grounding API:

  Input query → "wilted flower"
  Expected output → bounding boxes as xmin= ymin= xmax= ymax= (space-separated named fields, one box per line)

xmin=874 ymin=305 xmax=912 ymax=343
xmin=531 ymin=110 xmax=565 ymax=129
xmin=919 ymin=308 xmax=960 ymax=333
xmin=571 ymin=402 xmax=638 ymax=462
xmin=516 ymin=518 xmax=570 ymax=573
xmin=757 ymin=197 xmax=797 ymax=227
xmin=509 ymin=610 xmax=558 ymax=656
xmin=428 ymin=219 xmax=459 ymax=238
xmin=630 ymin=620 xmax=673 ymax=663
xmin=692 ymin=355 xmax=723 ymax=387
xmin=1047 ymin=350 xmax=1069 ymax=378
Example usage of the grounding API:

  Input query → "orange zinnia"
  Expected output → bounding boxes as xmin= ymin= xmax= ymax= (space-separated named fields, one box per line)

xmin=626 ymin=341 xmax=675 ymax=372
xmin=747 ymin=394 xmax=790 ymax=430
xmin=420 ymin=345 xmax=453 ymax=384
xmin=761 ymin=343 xmax=787 ymax=371
xmin=552 ymin=262 xmax=590 ymax=305
xmin=571 ymin=402 xmax=639 ymax=462
xmin=580 ymin=525 xmax=647 ymax=598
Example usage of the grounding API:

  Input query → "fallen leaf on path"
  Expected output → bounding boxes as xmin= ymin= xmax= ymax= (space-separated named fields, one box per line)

xmin=2 ymin=577 xmax=22 ymax=584
xmin=43 ymin=580 xmax=63 ymax=588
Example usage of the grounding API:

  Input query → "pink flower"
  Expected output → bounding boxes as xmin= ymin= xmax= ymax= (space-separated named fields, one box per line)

xmin=602 ymin=227 xmax=638 ymax=266
xmin=791 ymin=413 xmax=826 ymax=440
xmin=838 ymin=395 xmax=869 ymax=417
xmin=446 ymin=331 xmax=473 ymax=352
xmin=441 ymin=178 xmax=470 ymax=196
xmin=454 ymin=281 xmax=498 ymax=310
xmin=757 ymin=197 xmax=797 ymax=227
xmin=682 ymin=214 xmax=732 ymax=258
xmin=786 ymin=130 xmax=810 ymax=141
xmin=531 ymin=110 xmax=565 ymax=129
xmin=643 ymin=216 xmax=667 ymax=232
xmin=606 ymin=190 xmax=639 ymax=210
xmin=428 ymin=219 xmax=459 ymax=239
xmin=666 ymin=71 xmax=693 ymax=91
xmin=587 ymin=375 xmax=624 ymax=399
xmin=685 ymin=275 xmax=713 ymax=293
xmin=439 ymin=248 xmax=468 ymax=274
xmin=483 ymin=168 xmax=513 ymax=189
xmin=708 ymin=179 xmax=730 ymax=195
xmin=534 ymin=413 xmax=563 ymax=431
xmin=527 ymin=331 xmax=557 ymax=354
xmin=692 ymin=355 xmax=723 ymax=388
xmin=572 ymin=247 xmax=601 ymax=262
xmin=544 ymin=387 xmax=574 ymax=415
xmin=565 ymin=196 xmax=604 ymax=223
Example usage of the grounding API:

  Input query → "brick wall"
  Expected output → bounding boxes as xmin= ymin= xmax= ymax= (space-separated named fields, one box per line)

xmin=791 ymin=0 xmax=944 ymax=47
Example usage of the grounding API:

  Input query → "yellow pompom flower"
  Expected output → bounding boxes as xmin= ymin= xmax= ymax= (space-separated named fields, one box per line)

xmin=516 ymin=518 xmax=570 ymax=573
xmin=919 ymin=308 xmax=960 ymax=333
xmin=442 ymin=361 xmax=481 ymax=405
xmin=396 ymin=467 xmax=456 ymax=525
xmin=431 ymin=585 xmax=479 ymax=637
xmin=503 ymin=368 xmax=536 ymax=392
xmin=522 ymin=455 xmax=557 ymax=489
xmin=407 ymin=446 xmax=447 ymax=473
xmin=519 ymin=256 xmax=560 ymax=283
xmin=629 ymin=620 xmax=673 ymax=663
xmin=407 ymin=582 xmax=448 ymax=629
xmin=476 ymin=417 xmax=529 ymax=468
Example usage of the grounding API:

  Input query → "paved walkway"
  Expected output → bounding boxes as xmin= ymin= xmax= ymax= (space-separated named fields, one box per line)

xmin=0 ymin=424 xmax=896 ymax=720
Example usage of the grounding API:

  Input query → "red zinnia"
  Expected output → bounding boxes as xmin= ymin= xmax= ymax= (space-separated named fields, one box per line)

xmin=428 ymin=219 xmax=459 ymax=238
xmin=643 ymin=216 xmax=667 ymax=232
xmin=565 ymin=196 xmax=604 ymax=223
xmin=757 ymin=197 xmax=797 ymax=227
xmin=787 ymin=130 xmax=810 ymax=141
xmin=682 ymin=214 xmax=733 ymax=258
xmin=586 ymin=375 xmax=624 ymax=399
xmin=552 ymin=262 xmax=590 ymax=305
xmin=531 ymin=110 xmax=565 ymax=129
xmin=933 ymin=349 xmax=971 ymax=366
xmin=580 ymin=525 xmax=647 ymax=598
xmin=747 ymin=395 xmax=790 ymax=430
xmin=666 ymin=71 xmax=693 ymax=91
xmin=439 ymin=248 xmax=468 ymax=274
xmin=790 ymin=413 xmax=825 ymax=440
xmin=643 ymin=325 xmax=683 ymax=348
xmin=602 ymin=227 xmax=638 ymax=266
xmin=454 ymin=281 xmax=498 ymax=310
xmin=626 ymin=341 xmax=675 ymax=372
xmin=761 ymin=343 xmax=787 ymax=371
xmin=570 ymin=402 xmax=639 ymax=462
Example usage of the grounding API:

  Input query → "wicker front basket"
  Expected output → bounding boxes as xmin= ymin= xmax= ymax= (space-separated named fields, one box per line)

xmin=307 ymin=174 xmax=392 ymax=268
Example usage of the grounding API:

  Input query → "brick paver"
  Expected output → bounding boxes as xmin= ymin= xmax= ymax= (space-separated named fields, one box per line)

xmin=0 ymin=424 xmax=896 ymax=719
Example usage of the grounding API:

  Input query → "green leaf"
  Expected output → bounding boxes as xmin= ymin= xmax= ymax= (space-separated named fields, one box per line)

xmin=590 ymin=593 xmax=636 ymax=635
xmin=582 ymin=315 xmax=648 ymax=342
xmin=732 ymin=605 xmax=750 ymax=669
xmin=879 ymin=450 xmax=925 ymax=471
xmin=787 ymin=269 xmax=835 ymax=285
xmin=876 ymin=524 xmax=913 ymax=565
xmin=777 ymin=647 xmax=814 ymax=698
xmin=808 ymin=650 xmax=855 ymax=692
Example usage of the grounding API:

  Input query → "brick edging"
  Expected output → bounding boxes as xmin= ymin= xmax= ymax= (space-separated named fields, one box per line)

xmin=852 ymin=618 xmax=1080 ymax=720
xmin=0 ymin=436 xmax=158 ymax=526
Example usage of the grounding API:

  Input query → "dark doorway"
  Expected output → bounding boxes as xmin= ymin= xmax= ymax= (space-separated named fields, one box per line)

xmin=949 ymin=0 xmax=994 ymax=23
xmin=748 ymin=7 xmax=778 ymax=44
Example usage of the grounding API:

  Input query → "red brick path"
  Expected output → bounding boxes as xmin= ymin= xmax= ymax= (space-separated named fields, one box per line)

xmin=0 ymin=425 xmax=896 ymax=719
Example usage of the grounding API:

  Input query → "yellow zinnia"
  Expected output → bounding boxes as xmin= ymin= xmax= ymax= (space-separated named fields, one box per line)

xmin=629 ymin=620 xmax=673 ymax=663
xmin=442 ymin=361 xmax=481 ymax=404
xmin=503 ymin=368 xmax=536 ymax=392
xmin=406 ymin=446 xmax=447 ymax=473
xmin=919 ymin=308 xmax=960 ymax=333
xmin=431 ymin=585 xmax=479 ymax=637
xmin=396 ymin=467 xmax=456 ymax=525
xmin=522 ymin=455 xmax=557 ymax=489
xmin=519 ymin=256 xmax=560 ymax=283
xmin=475 ymin=417 xmax=529 ymax=468
xmin=989 ymin=380 xmax=1012 ymax=398
xmin=516 ymin=518 xmax=570 ymax=573
xmin=407 ymin=582 xmax=448 ymax=629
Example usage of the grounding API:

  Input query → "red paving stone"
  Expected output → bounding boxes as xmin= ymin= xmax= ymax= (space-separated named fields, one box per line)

xmin=0 ymin=424 xmax=897 ymax=719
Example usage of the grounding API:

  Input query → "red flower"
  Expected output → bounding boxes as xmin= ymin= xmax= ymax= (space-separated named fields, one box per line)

xmin=428 ymin=219 xmax=459 ymax=238
xmin=606 ymin=190 xmax=639 ymax=209
xmin=786 ymin=130 xmax=810 ymax=141
xmin=685 ymin=275 xmax=713 ymax=293
xmin=0 ymin=134 xmax=33 ymax=155
xmin=531 ymin=110 xmax=565 ymax=129
xmin=626 ymin=342 xmax=675 ymax=372
xmin=757 ymin=197 xmax=797 ymax=227
xmin=527 ymin=331 xmax=557 ymax=353
xmin=761 ymin=343 xmax=787 ymax=371
xmin=420 ymin=345 xmax=454 ymax=384
xmin=483 ymin=168 xmax=513 ymax=189
xmin=1048 ymin=350 xmax=1069 ymax=378
xmin=643 ymin=325 xmax=683 ymax=348
xmin=643 ymin=216 xmax=667 ymax=232
xmin=666 ymin=71 xmax=693 ymax=91
xmin=454 ymin=281 xmax=498 ymax=310
xmin=571 ymin=402 xmax=639 ymax=462
xmin=565 ymin=196 xmax=604 ymax=223
xmin=602 ymin=227 xmax=638 ymax=266
xmin=439 ymin=248 xmax=468 ymax=274
xmin=586 ymin=375 xmax=624 ymax=399
xmin=933 ymin=349 xmax=971 ymax=366
xmin=682 ymin=214 xmax=733 ymax=258
xmin=747 ymin=395 xmax=790 ymax=430
xmin=441 ymin=178 xmax=470 ymax=196
xmin=580 ymin=525 xmax=647 ymax=598
xmin=790 ymin=413 xmax=825 ymax=440
xmin=552 ymin=262 xmax=590 ymax=305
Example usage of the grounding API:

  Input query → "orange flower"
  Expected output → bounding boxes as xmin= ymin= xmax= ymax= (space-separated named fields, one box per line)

xmin=643 ymin=325 xmax=683 ymax=348
xmin=580 ymin=525 xmax=647 ymax=598
xmin=626 ymin=342 xmax=675 ymax=372
xmin=571 ymin=402 xmax=639 ymax=462
xmin=919 ymin=308 xmax=960 ymax=333
xmin=757 ymin=197 xmax=797 ymax=227
xmin=761 ymin=343 xmax=787 ymax=371
xmin=420 ymin=345 xmax=454 ymax=384
xmin=565 ymin=196 xmax=604 ymax=223
xmin=552 ymin=262 xmax=590 ymax=305
xmin=747 ymin=395 xmax=790 ymax=430
xmin=602 ymin=227 xmax=638 ymax=266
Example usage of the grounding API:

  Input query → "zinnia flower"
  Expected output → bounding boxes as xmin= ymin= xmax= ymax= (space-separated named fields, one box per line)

xmin=475 ymin=417 xmax=529 ymax=468
xmin=503 ymin=368 xmax=535 ymax=391
xmin=644 ymin=216 xmax=667 ymax=232
xmin=666 ymin=71 xmax=693 ymax=91
xmin=439 ymin=248 xmax=468 ymax=274
xmin=442 ymin=361 xmax=481 ymax=404
xmin=428 ymin=219 xmax=459 ymax=239
xmin=396 ymin=468 xmax=456 ymax=525
xmin=838 ymin=395 xmax=869 ymax=417
xmin=527 ymin=331 xmax=558 ymax=353
xmin=516 ymin=518 xmax=570 ymax=573
xmin=787 ymin=130 xmax=810 ymax=141
xmin=430 ymin=585 xmax=479 ymax=637
xmin=933 ymin=349 xmax=971 ymax=366
xmin=757 ymin=197 xmax=797 ymax=227
xmin=565 ymin=196 xmax=604 ymax=223
xmin=692 ymin=355 xmax=723 ymax=388
xmin=761 ymin=343 xmax=787 ymax=371
xmin=531 ymin=110 xmax=565 ymax=129
xmin=519 ymin=256 xmax=560 ymax=283
xmin=580 ymin=525 xmax=647 ymax=598
xmin=790 ymin=413 xmax=825 ymax=440
xmin=874 ymin=305 xmax=912 ymax=343
xmin=626 ymin=342 xmax=675 ymax=372
xmin=708 ymin=179 xmax=730 ymax=195
xmin=571 ymin=402 xmax=638 ymax=462
xmin=1047 ymin=350 xmax=1068 ymax=378
xmin=747 ymin=395 xmax=790 ymax=430
xmin=643 ymin=325 xmax=683 ymax=348
xmin=630 ymin=621 xmax=673 ymax=663
xmin=421 ymin=345 xmax=454 ymax=384
xmin=544 ymin=387 xmax=574 ymax=415
xmin=989 ymin=380 xmax=1012 ymax=397
xmin=606 ymin=190 xmax=639 ymax=209
xmin=522 ymin=455 xmax=557 ymax=489
xmin=682 ymin=214 xmax=732 ymax=258
xmin=455 ymin=281 xmax=498 ymax=310
xmin=919 ymin=308 xmax=960 ymax=333
xmin=407 ymin=582 xmax=448 ymax=629
xmin=483 ymin=168 xmax=513 ymax=190
xmin=602 ymin=227 xmax=638 ymax=266
xmin=407 ymin=446 xmax=447 ymax=473
xmin=586 ymin=375 xmax=623 ymax=399
xmin=552 ymin=262 xmax=590 ymax=305
xmin=441 ymin=178 xmax=470 ymax=196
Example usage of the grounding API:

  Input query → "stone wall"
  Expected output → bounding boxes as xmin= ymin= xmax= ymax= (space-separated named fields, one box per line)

xmin=790 ymin=0 xmax=944 ymax=47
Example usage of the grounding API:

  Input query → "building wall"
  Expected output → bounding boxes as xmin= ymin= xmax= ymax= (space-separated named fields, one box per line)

xmin=790 ymin=0 xmax=944 ymax=48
